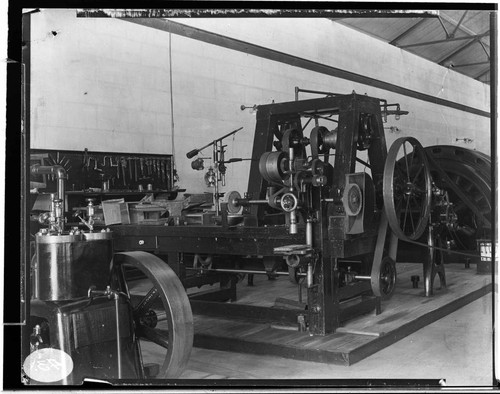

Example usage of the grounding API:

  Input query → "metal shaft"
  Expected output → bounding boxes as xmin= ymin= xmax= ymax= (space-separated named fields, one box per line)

xmin=114 ymin=294 xmax=122 ymax=379
xmin=186 ymin=267 xmax=306 ymax=277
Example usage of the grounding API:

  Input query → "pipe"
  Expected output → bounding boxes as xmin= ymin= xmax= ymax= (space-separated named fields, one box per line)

xmin=31 ymin=164 xmax=67 ymax=232
xmin=30 ymin=164 xmax=67 ymax=205
xmin=307 ymin=262 xmax=313 ymax=288
xmin=114 ymin=293 xmax=122 ymax=379
xmin=306 ymin=219 xmax=313 ymax=246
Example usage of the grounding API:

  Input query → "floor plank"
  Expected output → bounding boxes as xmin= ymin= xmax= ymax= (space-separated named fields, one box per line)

xmin=191 ymin=262 xmax=491 ymax=366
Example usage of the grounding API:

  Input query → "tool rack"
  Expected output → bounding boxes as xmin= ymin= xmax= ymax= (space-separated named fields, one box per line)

xmin=30 ymin=149 xmax=180 ymax=213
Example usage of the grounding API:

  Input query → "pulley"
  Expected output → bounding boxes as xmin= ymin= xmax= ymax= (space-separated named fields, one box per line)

xmin=226 ymin=190 xmax=243 ymax=214
xmin=310 ymin=126 xmax=337 ymax=158
xmin=383 ymin=137 xmax=432 ymax=241
xmin=357 ymin=114 xmax=375 ymax=151
xmin=343 ymin=183 xmax=362 ymax=216
xmin=259 ymin=151 xmax=289 ymax=185
xmin=371 ymin=256 xmax=397 ymax=299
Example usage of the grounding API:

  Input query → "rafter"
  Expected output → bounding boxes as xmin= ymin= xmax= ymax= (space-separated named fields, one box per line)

xmin=451 ymin=61 xmax=490 ymax=68
xmin=450 ymin=11 xmax=469 ymax=38
xmin=398 ymin=31 xmax=489 ymax=49
xmin=438 ymin=32 xmax=489 ymax=65
xmin=437 ymin=15 xmax=452 ymax=38
xmin=474 ymin=68 xmax=490 ymax=80
xmin=389 ymin=18 xmax=427 ymax=45
xmin=478 ymin=39 xmax=491 ymax=59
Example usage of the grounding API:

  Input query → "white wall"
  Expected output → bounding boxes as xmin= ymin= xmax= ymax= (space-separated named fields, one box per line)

xmin=29 ymin=10 xmax=491 ymax=196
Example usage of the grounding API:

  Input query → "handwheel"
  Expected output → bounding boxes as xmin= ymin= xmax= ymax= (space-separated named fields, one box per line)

xmin=371 ymin=256 xmax=397 ymax=299
xmin=383 ymin=137 xmax=432 ymax=240
xmin=111 ymin=251 xmax=193 ymax=378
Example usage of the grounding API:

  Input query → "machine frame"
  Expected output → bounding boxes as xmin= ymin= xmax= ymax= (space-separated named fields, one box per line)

xmin=113 ymin=92 xmax=400 ymax=335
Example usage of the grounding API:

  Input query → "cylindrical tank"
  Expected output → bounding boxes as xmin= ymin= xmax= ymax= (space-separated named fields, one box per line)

xmin=34 ymin=231 xmax=113 ymax=301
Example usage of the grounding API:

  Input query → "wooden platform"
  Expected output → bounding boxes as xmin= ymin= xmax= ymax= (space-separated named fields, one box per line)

xmin=192 ymin=262 xmax=492 ymax=365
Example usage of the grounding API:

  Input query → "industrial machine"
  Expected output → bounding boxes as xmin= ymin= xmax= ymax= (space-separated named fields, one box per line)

xmin=24 ymin=89 xmax=491 ymax=382
xmin=110 ymin=90 xmax=492 ymax=376
xmin=24 ymin=164 xmax=193 ymax=384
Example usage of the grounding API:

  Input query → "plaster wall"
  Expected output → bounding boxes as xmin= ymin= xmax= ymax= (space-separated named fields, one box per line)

xmin=29 ymin=10 xmax=491 ymax=195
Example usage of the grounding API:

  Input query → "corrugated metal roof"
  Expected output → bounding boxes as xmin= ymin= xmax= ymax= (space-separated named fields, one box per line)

xmin=333 ymin=10 xmax=492 ymax=84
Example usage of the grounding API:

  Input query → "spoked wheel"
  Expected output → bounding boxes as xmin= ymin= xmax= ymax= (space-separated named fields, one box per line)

xmin=371 ymin=256 xmax=397 ymax=299
xmin=383 ymin=137 xmax=432 ymax=241
xmin=111 ymin=251 xmax=193 ymax=379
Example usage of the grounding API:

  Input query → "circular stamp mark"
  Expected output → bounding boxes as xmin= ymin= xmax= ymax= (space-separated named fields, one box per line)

xmin=23 ymin=348 xmax=74 ymax=383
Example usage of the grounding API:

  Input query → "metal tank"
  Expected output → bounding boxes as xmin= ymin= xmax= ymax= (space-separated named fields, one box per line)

xmin=33 ymin=231 xmax=113 ymax=301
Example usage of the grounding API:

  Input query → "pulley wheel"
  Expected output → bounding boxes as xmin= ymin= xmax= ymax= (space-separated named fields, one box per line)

xmin=343 ymin=183 xmax=363 ymax=216
xmin=371 ymin=256 xmax=397 ymax=299
xmin=226 ymin=190 xmax=242 ymax=214
xmin=310 ymin=126 xmax=331 ymax=158
xmin=259 ymin=151 xmax=289 ymax=185
xmin=111 ymin=251 xmax=193 ymax=378
xmin=383 ymin=137 xmax=432 ymax=240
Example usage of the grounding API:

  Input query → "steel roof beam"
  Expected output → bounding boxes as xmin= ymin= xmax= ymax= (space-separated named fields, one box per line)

xmin=451 ymin=61 xmax=490 ymax=68
xmin=438 ymin=31 xmax=489 ymax=65
xmin=398 ymin=31 xmax=489 ymax=49
xmin=478 ymin=39 xmax=491 ymax=59
xmin=437 ymin=15 xmax=452 ymax=38
xmin=389 ymin=18 xmax=427 ymax=45
xmin=474 ymin=68 xmax=490 ymax=79
xmin=450 ymin=10 xmax=469 ymax=38
xmin=440 ymin=11 xmax=488 ymax=43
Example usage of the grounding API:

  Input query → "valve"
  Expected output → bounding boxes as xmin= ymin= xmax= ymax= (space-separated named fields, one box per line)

xmin=76 ymin=198 xmax=96 ymax=232
xmin=29 ymin=325 xmax=44 ymax=352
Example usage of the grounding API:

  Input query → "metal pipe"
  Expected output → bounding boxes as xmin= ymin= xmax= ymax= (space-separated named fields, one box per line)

xmin=307 ymin=262 xmax=313 ymax=288
xmin=213 ymin=144 xmax=220 ymax=216
xmin=289 ymin=210 xmax=298 ymax=234
xmin=30 ymin=164 xmax=67 ymax=207
xmin=31 ymin=164 xmax=67 ymax=232
xmin=306 ymin=219 xmax=313 ymax=247
xmin=246 ymin=199 xmax=268 ymax=204
xmin=114 ymin=293 xmax=122 ymax=379
xmin=353 ymin=275 xmax=371 ymax=281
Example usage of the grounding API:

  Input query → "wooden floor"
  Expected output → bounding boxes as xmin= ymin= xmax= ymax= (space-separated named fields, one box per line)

xmin=190 ymin=262 xmax=492 ymax=366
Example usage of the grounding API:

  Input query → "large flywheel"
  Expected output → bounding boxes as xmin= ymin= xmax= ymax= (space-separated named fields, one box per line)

xmin=383 ymin=137 xmax=432 ymax=241
xmin=111 ymin=251 xmax=193 ymax=378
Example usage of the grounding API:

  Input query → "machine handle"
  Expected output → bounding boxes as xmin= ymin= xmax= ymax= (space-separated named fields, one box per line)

xmin=186 ymin=149 xmax=199 ymax=159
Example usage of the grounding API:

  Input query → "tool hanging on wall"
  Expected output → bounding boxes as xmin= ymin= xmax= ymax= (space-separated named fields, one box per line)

xmin=120 ymin=158 xmax=127 ymax=186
